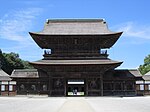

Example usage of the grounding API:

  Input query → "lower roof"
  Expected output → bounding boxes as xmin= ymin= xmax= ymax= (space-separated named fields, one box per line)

xmin=11 ymin=69 xmax=38 ymax=78
xmin=30 ymin=59 xmax=123 ymax=65
xmin=143 ymin=71 xmax=150 ymax=80
xmin=0 ymin=69 xmax=12 ymax=81
xmin=114 ymin=69 xmax=142 ymax=77
xmin=10 ymin=69 xmax=141 ymax=78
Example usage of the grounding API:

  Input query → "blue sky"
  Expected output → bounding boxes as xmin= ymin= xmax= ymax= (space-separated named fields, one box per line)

xmin=0 ymin=0 xmax=150 ymax=69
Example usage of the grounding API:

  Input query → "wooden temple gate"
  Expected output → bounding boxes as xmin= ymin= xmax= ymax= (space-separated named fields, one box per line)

xmin=10 ymin=19 xmax=141 ymax=96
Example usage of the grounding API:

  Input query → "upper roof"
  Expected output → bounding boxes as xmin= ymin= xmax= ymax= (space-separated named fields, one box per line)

xmin=0 ymin=69 xmax=12 ymax=81
xmin=11 ymin=69 xmax=39 ymax=78
xmin=31 ymin=19 xmax=121 ymax=35
xmin=29 ymin=19 xmax=123 ymax=49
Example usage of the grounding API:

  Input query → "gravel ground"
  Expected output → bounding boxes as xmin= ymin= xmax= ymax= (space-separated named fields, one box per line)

xmin=0 ymin=96 xmax=150 ymax=112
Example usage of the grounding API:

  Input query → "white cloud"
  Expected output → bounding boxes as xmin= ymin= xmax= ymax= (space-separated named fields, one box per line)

xmin=0 ymin=8 xmax=43 ymax=61
xmin=112 ymin=22 xmax=150 ymax=40
xmin=0 ymin=8 xmax=42 ymax=43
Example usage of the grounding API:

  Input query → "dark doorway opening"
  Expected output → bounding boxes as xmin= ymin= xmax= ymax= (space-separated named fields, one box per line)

xmin=67 ymin=79 xmax=85 ymax=96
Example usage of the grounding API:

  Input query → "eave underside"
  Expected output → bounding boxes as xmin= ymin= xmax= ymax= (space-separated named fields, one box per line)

xmin=29 ymin=32 xmax=122 ymax=49
xmin=30 ymin=59 xmax=122 ymax=65
xmin=30 ymin=59 xmax=123 ymax=73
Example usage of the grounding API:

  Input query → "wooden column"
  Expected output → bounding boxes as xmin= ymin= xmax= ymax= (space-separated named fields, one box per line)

xmin=112 ymin=81 xmax=115 ymax=95
xmin=123 ymin=81 xmax=126 ymax=96
xmin=27 ymin=79 xmax=29 ymax=95
xmin=86 ymin=77 xmax=88 ymax=96
xmin=8 ymin=81 xmax=10 ymax=96
xmin=64 ymin=78 xmax=66 ymax=96
xmin=144 ymin=80 xmax=145 ymax=95
xmin=48 ymin=73 xmax=52 ymax=96
xmin=38 ymin=81 xmax=40 ymax=95
xmin=133 ymin=81 xmax=136 ymax=93
xmin=100 ymin=73 xmax=103 ymax=96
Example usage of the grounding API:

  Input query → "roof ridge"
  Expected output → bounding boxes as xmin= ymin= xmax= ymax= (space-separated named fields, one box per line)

xmin=13 ymin=69 xmax=37 ymax=72
xmin=145 ymin=71 xmax=150 ymax=75
xmin=0 ymin=69 xmax=10 ymax=76
xmin=46 ymin=18 xmax=104 ymax=23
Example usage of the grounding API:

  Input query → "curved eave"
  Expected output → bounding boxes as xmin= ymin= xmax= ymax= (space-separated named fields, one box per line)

xmin=29 ymin=31 xmax=123 ymax=36
xmin=30 ymin=59 xmax=123 ymax=66
xmin=0 ymin=77 xmax=12 ymax=81
xmin=29 ymin=32 xmax=123 ymax=49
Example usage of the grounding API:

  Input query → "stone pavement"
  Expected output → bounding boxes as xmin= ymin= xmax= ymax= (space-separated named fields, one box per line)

xmin=1 ymin=96 xmax=150 ymax=112
xmin=58 ymin=98 xmax=94 ymax=112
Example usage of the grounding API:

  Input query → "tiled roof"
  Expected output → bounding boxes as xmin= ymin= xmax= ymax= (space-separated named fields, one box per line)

xmin=30 ymin=59 xmax=122 ymax=65
xmin=144 ymin=71 xmax=150 ymax=75
xmin=29 ymin=19 xmax=123 ymax=49
xmin=114 ymin=69 xmax=142 ymax=77
xmin=32 ymin=19 xmax=120 ymax=35
xmin=11 ymin=69 xmax=39 ymax=78
xmin=143 ymin=71 xmax=150 ymax=80
xmin=0 ymin=69 xmax=12 ymax=81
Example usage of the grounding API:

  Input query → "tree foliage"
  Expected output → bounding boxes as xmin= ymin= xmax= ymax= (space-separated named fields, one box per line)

xmin=0 ymin=49 xmax=33 ymax=75
xmin=139 ymin=54 xmax=150 ymax=75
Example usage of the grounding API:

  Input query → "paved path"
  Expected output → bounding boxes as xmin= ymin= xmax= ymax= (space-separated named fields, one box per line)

xmin=58 ymin=98 xmax=95 ymax=112
xmin=1 ymin=96 xmax=150 ymax=112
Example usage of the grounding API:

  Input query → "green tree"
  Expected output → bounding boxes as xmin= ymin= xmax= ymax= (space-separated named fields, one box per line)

xmin=139 ymin=54 xmax=150 ymax=75
xmin=0 ymin=49 xmax=33 ymax=75
xmin=22 ymin=60 xmax=33 ymax=69
xmin=0 ymin=49 xmax=3 ymax=68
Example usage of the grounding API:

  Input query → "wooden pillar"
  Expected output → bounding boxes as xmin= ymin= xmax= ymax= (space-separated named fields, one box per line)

xmin=112 ymin=81 xmax=115 ymax=95
xmin=64 ymin=78 xmax=66 ymax=96
xmin=38 ymin=81 xmax=40 ymax=95
xmin=133 ymin=81 xmax=135 ymax=90
xmin=0 ymin=82 xmax=1 ymax=95
xmin=8 ymin=81 xmax=10 ymax=96
xmin=86 ymin=77 xmax=88 ymax=96
xmin=27 ymin=79 xmax=29 ymax=95
xmin=48 ymin=73 xmax=52 ymax=96
xmin=123 ymin=81 xmax=126 ymax=96
xmin=144 ymin=80 xmax=145 ymax=95
xmin=100 ymin=73 xmax=103 ymax=96
xmin=133 ymin=81 xmax=136 ymax=96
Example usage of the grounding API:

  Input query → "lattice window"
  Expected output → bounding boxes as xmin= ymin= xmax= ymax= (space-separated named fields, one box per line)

xmin=126 ymin=82 xmax=134 ymax=90
xmin=104 ymin=83 xmax=113 ymax=90
xmin=19 ymin=84 xmax=26 ymax=91
xmin=52 ymin=78 xmax=64 ymax=90
xmin=88 ymin=78 xmax=100 ymax=90
xmin=114 ymin=82 xmax=122 ymax=90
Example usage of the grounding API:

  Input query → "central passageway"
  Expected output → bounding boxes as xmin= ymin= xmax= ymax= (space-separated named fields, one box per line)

xmin=58 ymin=98 xmax=95 ymax=112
